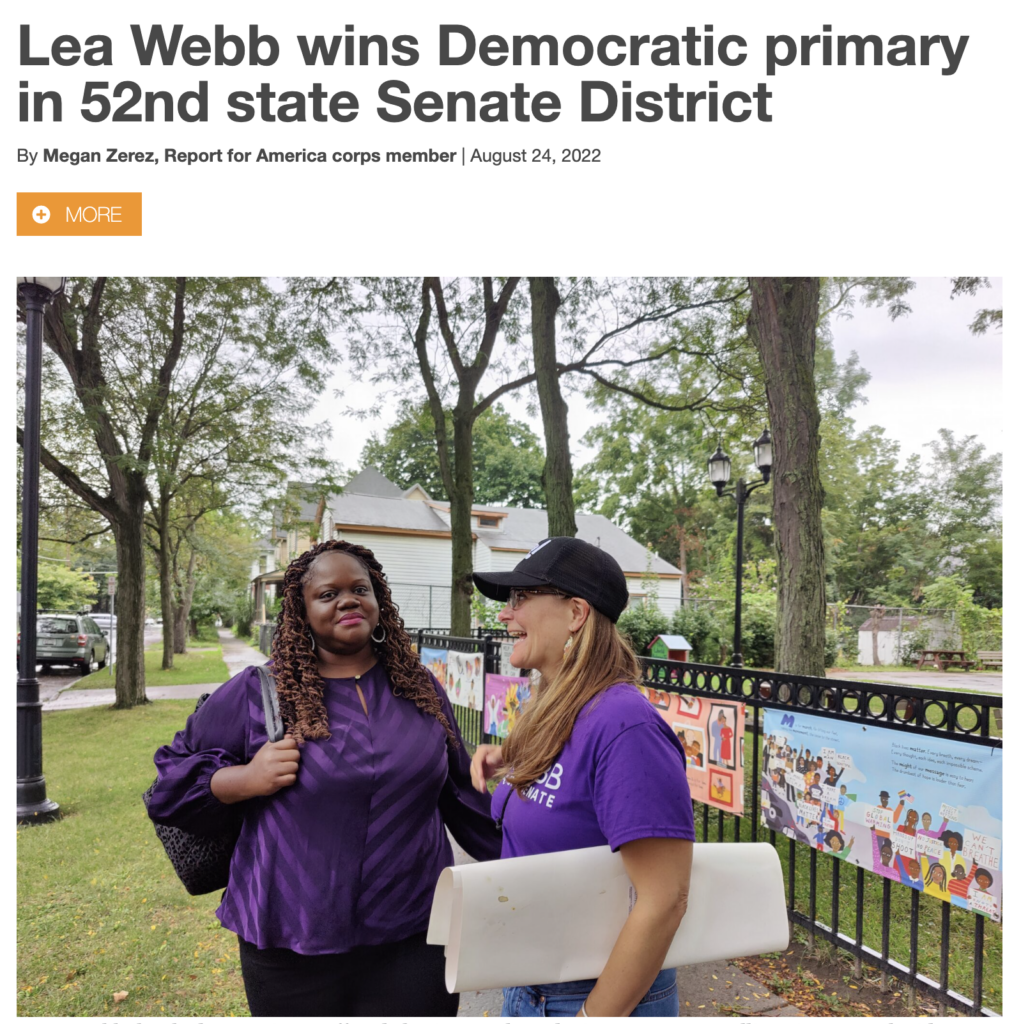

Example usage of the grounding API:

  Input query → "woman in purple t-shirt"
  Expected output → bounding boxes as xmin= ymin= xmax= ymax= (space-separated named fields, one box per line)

xmin=471 ymin=537 xmax=696 ymax=1018
xmin=147 ymin=540 xmax=499 ymax=1016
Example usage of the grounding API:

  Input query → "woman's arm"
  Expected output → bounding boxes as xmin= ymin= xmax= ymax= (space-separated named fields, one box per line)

xmin=210 ymin=736 xmax=300 ymax=803
xmin=578 ymin=837 xmax=692 ymax=1017
xmin=431 ymin=674 xmax=502 ymax=861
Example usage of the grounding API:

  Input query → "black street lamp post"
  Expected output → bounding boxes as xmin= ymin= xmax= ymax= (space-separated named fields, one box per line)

xmin=17 ymin=277 xmax=65 ymax=825
xmin=708 ymin=429 xmax=773 ymax=668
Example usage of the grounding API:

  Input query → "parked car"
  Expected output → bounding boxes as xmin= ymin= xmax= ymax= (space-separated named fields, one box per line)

xmin=92 ymin=613 xmax=117 ymax=635
xmin=25 ymin=613 xmax=109 ymax=675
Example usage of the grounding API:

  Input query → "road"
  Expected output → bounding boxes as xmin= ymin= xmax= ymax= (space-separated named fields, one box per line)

xmin=35 ymin=624 xmax=163 ymax=703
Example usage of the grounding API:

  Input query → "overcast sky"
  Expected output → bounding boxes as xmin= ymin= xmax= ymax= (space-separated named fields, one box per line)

xmin=313 ymin=276 xmax=1002 ymax=480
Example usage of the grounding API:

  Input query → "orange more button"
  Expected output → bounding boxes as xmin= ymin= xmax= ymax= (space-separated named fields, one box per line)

xmin=17 ymin=192 xmax=141 ymax=236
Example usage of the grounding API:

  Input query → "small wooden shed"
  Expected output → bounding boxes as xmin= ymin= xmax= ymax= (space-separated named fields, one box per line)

xmin=647 ymin=634 xmax=692 ymax=662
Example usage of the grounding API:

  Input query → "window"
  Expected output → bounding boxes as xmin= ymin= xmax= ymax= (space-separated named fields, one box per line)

xmin=259 ymin=555 xmax=267 ymax=574
xmin=478 ymin=515 xmax=499 ymax=528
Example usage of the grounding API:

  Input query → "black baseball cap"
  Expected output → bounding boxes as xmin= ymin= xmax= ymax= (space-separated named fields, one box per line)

xmin=472 ymin=537 xmax=630 ymax=623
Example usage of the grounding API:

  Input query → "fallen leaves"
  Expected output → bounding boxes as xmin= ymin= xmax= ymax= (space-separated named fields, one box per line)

xmin=112 ymin=990 xmax=128 ymax=1003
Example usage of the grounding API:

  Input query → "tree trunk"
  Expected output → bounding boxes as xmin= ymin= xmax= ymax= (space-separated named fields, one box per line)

xmin=449 ymin=407 xmax=475 ymax=636
xmin=530 ymin=277 xmax=577 ymax=538
xmin=173 ymin=546 xmax=198 ymax=652
xmin=870 ymin=604 xmax=886 ymax=666
xmin=111 ymin=507 xmax=149 ymax=708
xmin=158 ymin=498 xmax=175 ymax=669
xmin=747 ymin=277 xmax=827 ymax=677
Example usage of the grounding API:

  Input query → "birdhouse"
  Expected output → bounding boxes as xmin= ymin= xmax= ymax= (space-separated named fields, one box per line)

xmin=647 ymin=635 xmax=692 ymax=662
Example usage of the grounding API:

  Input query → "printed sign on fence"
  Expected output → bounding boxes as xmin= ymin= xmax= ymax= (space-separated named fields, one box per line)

xmin=761 ymin=709 xmax=1003 ymax=921
xmin=483 ymin=673 xmax=533 ymax=738
xmin=444 ymin=650 xmax=483 ymax=710
xmin=639 ymin=687 xmax=746 ymax=815
xmin=420 ymin=647 xmax=448 ymax=689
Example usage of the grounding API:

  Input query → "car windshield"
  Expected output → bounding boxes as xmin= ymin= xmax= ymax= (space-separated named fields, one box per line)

xmin=38 ymin=618 xmax=78 ymax=634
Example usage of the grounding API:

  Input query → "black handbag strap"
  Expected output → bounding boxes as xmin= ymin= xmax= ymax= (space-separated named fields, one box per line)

xmin=255 ymin=665 xmax=285 ymax=742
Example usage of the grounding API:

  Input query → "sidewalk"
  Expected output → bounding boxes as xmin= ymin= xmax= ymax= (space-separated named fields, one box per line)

xmin=41 ymin=630 xmax=266 ymax=712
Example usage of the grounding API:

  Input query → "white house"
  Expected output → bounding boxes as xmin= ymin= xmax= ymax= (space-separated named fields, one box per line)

xmin=251 ymin=468 xmax=683 ymax=629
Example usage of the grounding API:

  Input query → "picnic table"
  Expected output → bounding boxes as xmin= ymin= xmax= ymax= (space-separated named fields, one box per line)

xmin=916 ymin=649 xmax=974 ymax=671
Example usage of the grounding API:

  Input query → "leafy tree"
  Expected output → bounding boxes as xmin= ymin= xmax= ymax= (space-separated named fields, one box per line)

xmin=141 ymin=278 xmax=336 ymax=667
xmin=361 ymin=402 xmax=546 ymax=507
xmin=923 ymin=429 xmax=1001 ymax=566
xmin=19 ymin=278 xmax=333 ymax=706
xmin=22 ymin=560 xmax=97 ymax=612
xmin=949 ymin=277 xmax=1002 ymax=335
xmin=921 ymin=575 xmax=1002 ymax=658
xmin=18 ymin=278 xmax=187 ymax=707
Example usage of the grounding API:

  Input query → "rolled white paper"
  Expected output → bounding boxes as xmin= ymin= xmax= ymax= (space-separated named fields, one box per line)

xmin=428 ymin=842 xmax=789 ymax=993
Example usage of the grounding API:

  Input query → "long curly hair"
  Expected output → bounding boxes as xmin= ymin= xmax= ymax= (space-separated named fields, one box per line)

xmin=270 ymin=539 xmax=457 ymax=747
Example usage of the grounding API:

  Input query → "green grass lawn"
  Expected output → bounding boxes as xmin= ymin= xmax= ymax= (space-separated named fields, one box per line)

xmin=18 ymin=702 xmax=248 ymax=1017
xmin=73 ymin=647 xmax=229 ymax=690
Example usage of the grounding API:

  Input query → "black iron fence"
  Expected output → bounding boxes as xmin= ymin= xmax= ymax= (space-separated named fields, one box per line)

xmin=419 ymin=634 xmax=1002 ymax=1017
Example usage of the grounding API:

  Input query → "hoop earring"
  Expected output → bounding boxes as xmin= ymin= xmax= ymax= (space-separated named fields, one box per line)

xmin=371 ymin=624 xmax=387 ymax=644
xmin=306 ymin=626 xmax=316 ymax=652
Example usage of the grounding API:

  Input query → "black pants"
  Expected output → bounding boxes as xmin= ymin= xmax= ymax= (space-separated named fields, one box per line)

xmin=238 ymin=931 xmax=459 ymax=1017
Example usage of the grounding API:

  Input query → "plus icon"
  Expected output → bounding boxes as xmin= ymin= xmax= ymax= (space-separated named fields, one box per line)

xmin=33 ymin=205 xmax=51 ymax=224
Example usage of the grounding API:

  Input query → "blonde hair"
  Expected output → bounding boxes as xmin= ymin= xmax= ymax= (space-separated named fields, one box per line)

xmin=500 ymin=607 xmax=641 ymax=795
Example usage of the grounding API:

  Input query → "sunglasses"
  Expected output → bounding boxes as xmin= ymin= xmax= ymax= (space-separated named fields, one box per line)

xmin=506 ymin=588 xmax=570 ymax=610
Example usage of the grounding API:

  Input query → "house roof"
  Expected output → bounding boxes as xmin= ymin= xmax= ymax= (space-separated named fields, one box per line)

xmin=345 ymin=467 xmax=405 ymax=498
xmin=474 ymin=506 xmax=680 ymax=576
xmin=331 ymin=492 xmax=451 ymax=532
xmin=648 ymin=634 xmax=692 ymax=650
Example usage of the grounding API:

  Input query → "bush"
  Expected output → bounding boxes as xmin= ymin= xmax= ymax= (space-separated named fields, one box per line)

xmin=616 ymin=604 xmax=670 ymax=655
xmin=824 ymin=628 xmax=840 ymax=668
xmin=670 ymin=604 xmax=721 ymax=663
xmin=232 ymin=593 xmax=254 ymax=638
xmin=736 ymin=592 xmax=776 ymax=668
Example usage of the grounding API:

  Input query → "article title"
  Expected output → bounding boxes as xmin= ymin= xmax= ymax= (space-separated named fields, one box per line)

xmin=20 ymin=24 xmax=969 ymax=125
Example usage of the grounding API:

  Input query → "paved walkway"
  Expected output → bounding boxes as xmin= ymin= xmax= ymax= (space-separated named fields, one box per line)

xmin=828 ymin=668 xmax=1002 ymax=695
xmin=41 ymin=630 xmax=266 ymax=712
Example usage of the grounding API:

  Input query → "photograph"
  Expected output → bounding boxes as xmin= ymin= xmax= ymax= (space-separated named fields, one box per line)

xmin=15 ymin=274 xmax=1003 ymax=1019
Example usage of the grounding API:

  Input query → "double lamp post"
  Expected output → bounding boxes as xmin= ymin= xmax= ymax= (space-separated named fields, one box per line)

xmin=707 ymin=429 xmax=772 ymax=669
xmin=17 ymin=277 xmax=66 ymax=825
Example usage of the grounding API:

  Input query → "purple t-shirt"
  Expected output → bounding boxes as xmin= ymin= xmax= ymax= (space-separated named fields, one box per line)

xmin=493 ymin=683 xmax=696 ymax=858
xmin=146 ymin=663 xmax=498 ymax=954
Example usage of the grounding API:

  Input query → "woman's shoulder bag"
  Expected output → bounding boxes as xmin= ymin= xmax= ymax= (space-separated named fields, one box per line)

xmin=141 ymin=665 xmax=284 ymax=895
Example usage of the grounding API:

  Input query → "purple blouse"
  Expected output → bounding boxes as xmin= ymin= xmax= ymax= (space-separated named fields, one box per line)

xmin=146 ymin=663 xmax=498 ymax=954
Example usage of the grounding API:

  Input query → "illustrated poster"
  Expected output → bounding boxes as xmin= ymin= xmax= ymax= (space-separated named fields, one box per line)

xmin=446 ymin=649 xmax=484 ymax=710
xmin=639 ymin=687 xmax=746 ymax=815
xmin=420 ymin=647 xmax=448 ymax=693
xmin=483 ymin=673 xmax=533 ymax=738
xmin=761 ymin=709 xmax=1003 ymax=921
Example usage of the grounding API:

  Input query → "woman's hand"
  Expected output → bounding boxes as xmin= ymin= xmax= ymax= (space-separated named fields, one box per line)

xmin=580 ymin=837 xmax=692 ymax=1016
xmin=470 ymin=744 xmax=505 ymax=793
xmin=211 ymin=737 xmax=301 ymax=804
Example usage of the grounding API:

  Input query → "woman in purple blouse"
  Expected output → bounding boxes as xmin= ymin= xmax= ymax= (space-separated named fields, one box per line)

xmin=146 ymin=540 xmax=500 ymax=1016
xmin=470 ymin=537 xmax=695 ymax=1018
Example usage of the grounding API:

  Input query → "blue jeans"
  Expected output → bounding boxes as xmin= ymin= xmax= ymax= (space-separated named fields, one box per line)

xmin=502 ymin=967 xmax=678 ymax=1017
